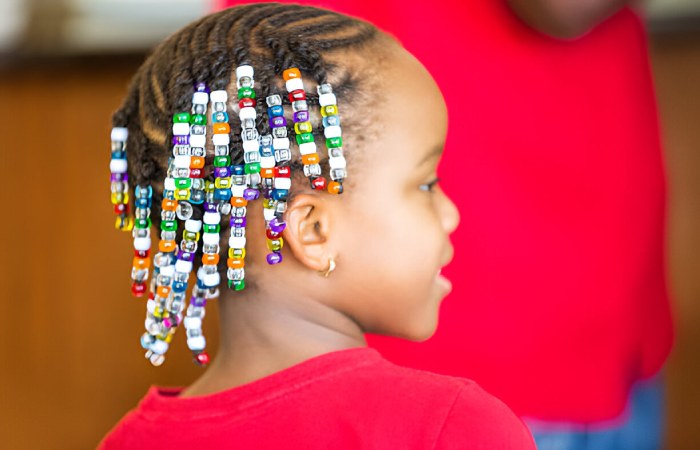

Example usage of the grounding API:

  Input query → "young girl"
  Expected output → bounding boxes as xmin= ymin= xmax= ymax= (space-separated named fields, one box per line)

xmin=100 ymin=4 xmax=535 ymax=449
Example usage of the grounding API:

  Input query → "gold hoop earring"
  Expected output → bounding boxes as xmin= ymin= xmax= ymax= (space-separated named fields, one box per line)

xmin=319 ymin=257 xmax=336 ymax=278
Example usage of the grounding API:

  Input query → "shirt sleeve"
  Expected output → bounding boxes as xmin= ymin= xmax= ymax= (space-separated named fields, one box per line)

xmin=433 ymin=383 xmax=537 ymax=450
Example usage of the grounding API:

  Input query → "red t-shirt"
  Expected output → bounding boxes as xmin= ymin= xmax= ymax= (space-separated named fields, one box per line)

xmin=217 ymin=0 xmax=673 ymax=422
xmin=98 ymin=348 xmax=535 ymax=449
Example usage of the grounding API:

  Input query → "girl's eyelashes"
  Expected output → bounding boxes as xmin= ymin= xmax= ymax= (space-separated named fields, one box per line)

xmin=419 ymin=178 xmax=441 ymax=192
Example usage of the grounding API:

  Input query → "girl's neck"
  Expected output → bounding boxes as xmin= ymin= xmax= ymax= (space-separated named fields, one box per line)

xmin=180 ymin=292 xmax=366 ymax=398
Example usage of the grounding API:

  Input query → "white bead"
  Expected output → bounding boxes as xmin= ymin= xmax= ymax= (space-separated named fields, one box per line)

xmin=231 ymin=185 xmax=245 ymax=198
xmin=111 ymin=127 xmax=129 ymax=142
xmin=173 ymin=155 xmax=190 ymax=168
xmin=275 ymin=178 xmax=292 ymax=190
xmin=203 ymin=212 xmax=221 ymax=225
xmin=192 ymin=92 xmax=209 ymax=105
xmin=242 ymin=140 xmax=259 ymax=152
xmin=319 ymin=93 xmax=337 ymax=106
xmin=185 ymin=219 xmax=202 ymax=232
xmin=133 ymin=237 xmax=151 ymax=251
xmin=159 ymin=265 xmax=175 ymax=277
xmin=239 ymin=107 xmax=256 ymax=121
xmin=260 ymin=156 xmax=276 ymax=169
xmin=150 ymin=339 xmax=169 ymax=355
xmin=299 ymin=142 xmax=317 ymax=155
xmin=229 ymin=235 xmax=246 ymax=249
xmin=175 ymin=259 xmax=194 ymax=274
xmin=329 ymin=156 xmax=347 ymax=169
xmin=187 ymin=336 xmax=206 ymax=351
xmin=263 ymin=207 xmax=276 ymax=221
xmin=202 ymin=232 xmax=219 ymax=246
xmin=285 ymin=77 xmax=304 ymax=92
xmin=324 ymin=125 xmax=342 ymax=138
xmin=236 ymin=65 xmax=254 ymax=79
xmin=184 ymin=316 xmax=202 ymax=330
xmin=213 ymin=134 xmax=230 ymax=146
xmin=110 ymin=158 xmax=127 ymax=174
xmin=210 ymin=90 xmax=228 ymax=103
xmin=164 ymin=177 xmax=176 ymax=191
xmin=273 ymin=137 xmax=290 ymax=150
xmin=146 ymin=299 xmax=156 ymax=314
xmin=190 ymin=134 xmax=206 ymax=148
xmin=172 ymin=122 xmax=190 ymax=136
xmin=202 ymin=272 xmax=220 ymax=287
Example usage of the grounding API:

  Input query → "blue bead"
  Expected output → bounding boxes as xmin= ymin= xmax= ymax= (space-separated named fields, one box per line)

xmin=196 ymin=279 xmax=207 ymax=289
xmin=111 ymin=150 xmax=126 ymax=159
xmin=272 ymin=189 xmax=289 ymax=201
xmin=172 ymin=281 xmax=187 ymax=293
xmin=323 ymin=115 xmax=341 ymax=128
xmin=135 ymin=197 xmax=152 ymax=208
xmin=231 ymin=165 xmax=245 ymax=175
xmin=268 ymin=105 xmax=284 ymax=117
xmin=214 ymin=188 xmax=232 ymax=201
xmin=212 ymin=111 xmax=229 ymax=123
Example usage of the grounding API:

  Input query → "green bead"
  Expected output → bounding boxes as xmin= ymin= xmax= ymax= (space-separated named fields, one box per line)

xmin=245 ymin=162 xmax=261 ymax=174
xmin=203 ymin=224 xmax=220 ymax=233
xmin=134 ymin=218 xmax=152 ymax=229
xmin=175 ymin=178 xmax=192 ymax=189
xmin=237 ymin=87 xmax=256 ymax=100
xmin=173 ymin=112 xmax=191 ymax=123
xmin=296 ymin=133 xmax=314 ymax=144
xmin=228 ymin=279 xmax=245 ymax=291
xmin=326 ymin=137 xmax=343 ymax=148
xmin=160 ymin=220 xmax=177 ymax=231
xmin=214 ymin=156 xmax=231 ymax=167
xmin=191 ymin=114 xmax=207 ymax=125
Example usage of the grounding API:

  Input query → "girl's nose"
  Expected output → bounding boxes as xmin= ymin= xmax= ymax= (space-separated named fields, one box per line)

xmin=439 ymin=188 xmax=460 ymax=235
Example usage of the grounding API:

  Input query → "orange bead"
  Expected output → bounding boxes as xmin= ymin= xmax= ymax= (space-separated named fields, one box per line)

xmin=162 ymin=199 xmax=178 ymax=211
xmin=132 ymin=257 xmax=151 ymax=270
xmin=328 ymin=181 xmax=342 ymax=195
xmin=231 ymin=197 xmax=248 ymax=207
xmin=227 ymin=258 xmax=245 ymax=270
xmin=159 ymin=240 xmax=177 ymax=252
xmin=213 ymin=123 xmax=230 ymax=134
xmin=191 ymin=156 xmax=205 ymax=169
xmin=283 ymin=68 xmax=301 ymax=81
xmin=157 ymin=285 xmax=171 ymax=298
xmin=202 ymin=253 xmax=220 ymax=265
xmin=260 ymin=168 xmax=275 ymax=178
xmin=302 ymin=153 xmax=320 ymax=165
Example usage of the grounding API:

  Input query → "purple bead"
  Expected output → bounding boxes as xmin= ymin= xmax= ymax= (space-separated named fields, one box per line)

xmin=269 ymin=116 xmax=287 ymax=128
xmin=243 ymin=188 xmax=260 ymax=201
xmin=204 ymin=202 xmax=218 ymax=212
xmin=195 ymin=82 xmax=209 ymax=93
xmin=178 ymin=250 xmax=196 ymax=262
xmin=172 ymin=135 xmax=189 ymax=145
xmin=230 ymin=216 xmax=247 ymax=228
xmin=269 ymin=218 xmax=287 ymax=233
xmin=111 ymin=173 xmax=128 ymax=182
xmin=190 ymin=296 xmax=207 ymax=307
xmin=214 ymin=166 xmax=231 ymax=178
xmin=293 ymin=110 xmax=309 ymax=123
xmin=266 ymin=252 xmax=283 ymax=265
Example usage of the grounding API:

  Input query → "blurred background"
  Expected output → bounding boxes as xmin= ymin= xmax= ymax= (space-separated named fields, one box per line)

xmin=0 ymin=0 xmax=698 ymax=448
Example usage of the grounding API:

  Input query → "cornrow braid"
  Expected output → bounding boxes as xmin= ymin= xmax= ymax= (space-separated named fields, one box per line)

xmin=111 ymin=2 xmax=391 ymax=365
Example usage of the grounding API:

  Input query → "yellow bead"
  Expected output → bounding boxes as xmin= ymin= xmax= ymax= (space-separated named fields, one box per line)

xmin=111 ymin=192 xmax=129 ymax=205
xmin=294 ymin=121 xmax=312 ymax=134
xmin=174 ymin=189 xmax=191 ymax=201
xmin=215 ymin=177 xmax=232 ymax=189
xmin=228 ymin=247 xmax=246 ymax=260
xmin=115 ymin=216 xmax=134 ymax=231
xmin=321 ymin=105 xmax=338 ymax=117
xmin=266 ymin=238 xmax=284 ymax=252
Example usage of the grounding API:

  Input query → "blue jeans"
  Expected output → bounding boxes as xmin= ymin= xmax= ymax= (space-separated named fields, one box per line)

xmin=526 ymin=377 xmax=664 ymax=450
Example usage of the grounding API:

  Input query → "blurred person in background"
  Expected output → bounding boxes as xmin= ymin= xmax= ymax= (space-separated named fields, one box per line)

xmin=217 ymin=1 xmax=673 ymax=448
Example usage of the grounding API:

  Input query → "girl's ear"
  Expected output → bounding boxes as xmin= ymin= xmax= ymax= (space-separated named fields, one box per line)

xmin=283 ymin=193 xmax=334 ymax=272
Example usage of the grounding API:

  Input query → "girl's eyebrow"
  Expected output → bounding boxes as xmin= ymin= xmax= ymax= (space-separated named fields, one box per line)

xmin=417 ymin=144 xmax=444 ymax=167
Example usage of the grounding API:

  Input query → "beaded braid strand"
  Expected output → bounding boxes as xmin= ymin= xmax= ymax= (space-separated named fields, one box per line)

xmin=110 ymin=127 xmax=133 ymax=231
xmin=131 ymin=185 xmax=153 ymax=297
xmin=318 ymin=83 xmax=346 ymax=194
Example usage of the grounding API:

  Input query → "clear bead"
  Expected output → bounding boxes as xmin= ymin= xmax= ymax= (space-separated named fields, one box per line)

xmin=161 ymin=230 xmax=177 ymax=241
xmin=217 ymin=202 xmax=232 ymax=215
xmin=244 ymin=151 xmax=260 ymax=163
xmin=232 ymin=207 xmax=247 ymax=218
xmin=274 ymin=149 xmax=291 ymax=163
xmin=266 ymin=94 xmax=282 ymax=107
xmin=214 ymin=102 xmax=226 ymax=112
xmin=317 ymin=83 xmax=333 ymax=95
xmin=242 ymin=118 xmax=256 ymax=130
xmin=176 ymin=201 xmax=193 ymax=220
xmin=304 ymin=164 xmax=322 ymax=177
xmin=191 ymin=147 xmax=206 ymax=157
xmin=242 ymin=128 xmax=258 ymax=141
xmin=227 ymin=268 xmax=245 ymax=281
xmin=193 ymin=104 xmax=206 ymax=115
xmin=272 ymin=127 xmax=287 ymax=138
xmin=214 ymin=145 xmax=229 ymax=156
xmin=202 ymin=243 xmax=220 ymax=254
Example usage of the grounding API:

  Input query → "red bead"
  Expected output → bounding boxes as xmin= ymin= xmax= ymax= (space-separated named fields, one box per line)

xmin=148 ymin=291 xmax=155 ymax=301
xmin=239 ymin=98 xmax=256 ymax=109
xmin=189 ymin=168 xmax=204 ymax=178
xmin=266 ymin=228 xmax=282 ymax=239
xmin=134 ymin=249 xmax=150 ymax=258
xmin=131 ymin=281 xmax=147 ymax=297
xmin=288 ymin=89 xmax=306 ymax=102
xmin=195 ymin=351 xmax=210 ymax=366
xmin=275 ymin=166 xmax=291 ymax=178
xmin=114 ymin=203 xmax=130 ymax=214
xmin=311 ymin=177 xmax=327 ymax=190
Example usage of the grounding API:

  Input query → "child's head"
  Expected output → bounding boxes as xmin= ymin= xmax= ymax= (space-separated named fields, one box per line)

xmin=110 ymin=3 xmax=458 ymax=366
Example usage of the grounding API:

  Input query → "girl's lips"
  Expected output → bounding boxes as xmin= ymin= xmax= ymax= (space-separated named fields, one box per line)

xmin=436 ymin=269 xmax=453 ymax=294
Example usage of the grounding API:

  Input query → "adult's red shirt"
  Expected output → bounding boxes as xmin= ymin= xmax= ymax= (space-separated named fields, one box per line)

xmin=218 ymin=0 xmax=674 ymax=422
